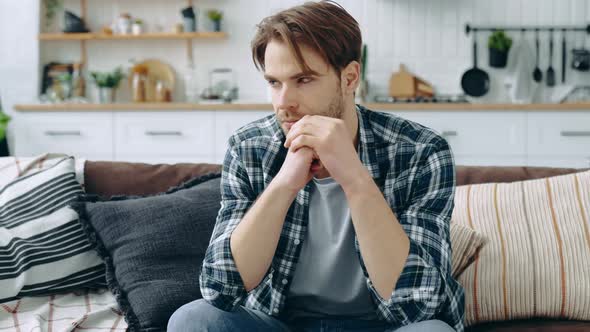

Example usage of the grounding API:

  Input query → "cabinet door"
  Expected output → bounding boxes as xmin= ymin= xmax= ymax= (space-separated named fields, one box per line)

xmin=527 ymin=156 xmax=590 ymax=169
xmin=527 ymin=112 xmax=590 ymax=157
xmin=114 ymin=112 xmax=216 ymax=160
xmin=214 ymin=111 xmax=272 ymax=162
xmin=388 ymin=111 xmax=528 ymax=156
xmin=15 ymin=113 xmax=114 ymax=160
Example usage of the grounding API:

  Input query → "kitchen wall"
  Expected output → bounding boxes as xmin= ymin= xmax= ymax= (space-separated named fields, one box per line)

xmin=2 ymin=0 xmax=590 ymax=108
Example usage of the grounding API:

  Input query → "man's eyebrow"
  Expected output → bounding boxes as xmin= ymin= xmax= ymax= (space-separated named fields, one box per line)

xmin=264 ymin=70 xmax=321 ymax=81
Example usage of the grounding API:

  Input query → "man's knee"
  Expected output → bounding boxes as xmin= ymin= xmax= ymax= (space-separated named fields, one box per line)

xmin=168 ymin=299 xmax=230 ymax=332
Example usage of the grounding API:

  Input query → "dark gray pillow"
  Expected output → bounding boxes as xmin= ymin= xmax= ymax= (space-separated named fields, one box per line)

xmin=70 ymin=173 xmax=221 ymax=332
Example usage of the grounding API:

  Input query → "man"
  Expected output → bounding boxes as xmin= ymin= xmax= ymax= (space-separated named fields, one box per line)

xmin=168 ymin=1 xmax=464 ymax=331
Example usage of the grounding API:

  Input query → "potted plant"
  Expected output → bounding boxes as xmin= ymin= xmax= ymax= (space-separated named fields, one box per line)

xmin=90 ymin=67 xmax=125 ymax=103
xmin=0 ymin=96 xmax=11 ymax=157
xmin=132 ymin=19 xmax=144 ymax=35
xmin=207 ymin=10 xmax=223 ymax=32
xmin=44 ymin=0 xmax=63 ymax=31
xmin=488 ymin=30 xmax=512 ymax=68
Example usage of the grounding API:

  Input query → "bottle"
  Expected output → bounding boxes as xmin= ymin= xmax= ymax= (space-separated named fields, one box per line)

xmin=71 ymin=62 xmax=86 ymax=99
xmin=184 ymin=61 xmax=199 ymax=103
xmin=131 ymin=65 xmax=149 ymax=103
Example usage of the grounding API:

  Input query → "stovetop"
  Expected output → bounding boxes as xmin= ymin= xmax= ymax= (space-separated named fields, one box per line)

xmin=374 ymin=94 xmax=470 ymax=104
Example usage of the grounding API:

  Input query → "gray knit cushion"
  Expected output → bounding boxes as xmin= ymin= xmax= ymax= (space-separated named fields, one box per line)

xmin=71 ymin=173 xmax=221 ymax=332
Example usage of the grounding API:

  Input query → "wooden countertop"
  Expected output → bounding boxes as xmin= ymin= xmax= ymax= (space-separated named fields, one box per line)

xmin=13 ymin=102 xmax=590 ymax=112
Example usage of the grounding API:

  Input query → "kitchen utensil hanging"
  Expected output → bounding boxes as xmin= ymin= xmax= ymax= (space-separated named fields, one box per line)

xmin=461 ymin=30 xmax=490 ymax=97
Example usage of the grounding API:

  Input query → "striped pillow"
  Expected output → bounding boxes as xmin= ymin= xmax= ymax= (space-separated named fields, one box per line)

xmin=0 ymin=157 xmax=105 ymax=303
xmin=452 ymin=170 xmax=590 ymax=326
xmin=450 ymin=223 xmax=487 ymax=279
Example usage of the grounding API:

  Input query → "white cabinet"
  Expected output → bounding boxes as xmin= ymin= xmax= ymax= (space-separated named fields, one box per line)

xmin=15 ymin=112 xmax=113 ymax=160
xmin=214 ymin=110 xmax=272 ymax=163
xmin=13 ymin=108 xmax=590 ymax=168
xmin=382 ymin=110 xmax=528 ymax=165
xmin=114 ymin=112 xmax=217 ymax=162
xmin=527 ymin=112 xmax=590 ymax=157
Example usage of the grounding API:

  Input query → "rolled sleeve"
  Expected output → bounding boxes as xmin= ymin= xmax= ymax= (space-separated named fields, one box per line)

xmin=199 ymin=141 xmax=255 ymax=311
xmin=369 ymin=141 xmax=456 ymax=325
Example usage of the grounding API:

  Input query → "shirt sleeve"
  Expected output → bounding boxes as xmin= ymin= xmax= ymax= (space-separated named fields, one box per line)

xmin=199 ymin=139 xmax=256 ymax=311
xmin=366 ymin=140 xmax=456 ymax=325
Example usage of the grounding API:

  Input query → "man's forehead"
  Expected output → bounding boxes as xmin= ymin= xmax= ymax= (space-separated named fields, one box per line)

xmin=264 ymin=40 xmax=330 ymax=77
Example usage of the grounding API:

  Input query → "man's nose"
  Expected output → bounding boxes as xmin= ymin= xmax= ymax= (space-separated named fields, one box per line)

xmin=276 ymin=84 xmax=298 ymax=111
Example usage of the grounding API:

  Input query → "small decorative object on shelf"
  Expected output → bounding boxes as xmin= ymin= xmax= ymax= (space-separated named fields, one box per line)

xmin=71 ymin=62 xmax=86 ymax=99
xmin=43 ymin=0 xmax=63 ymax=31
xmin=207 ymin=9 xmax=223 ymax=32
xmin=181 ymin=6 xmax=197 ymax=32
xmin=132 ymin=19 xmax=144 ymax=35
xmin=90 ymin=67 xmax=125 ymax=103
xmin=116 ymin=13 xmax=132 ymax=35
xmin=63 ymin=10 xmax=89 ymax=33
xmin=488 ymin=30 xmax=512 ymax=68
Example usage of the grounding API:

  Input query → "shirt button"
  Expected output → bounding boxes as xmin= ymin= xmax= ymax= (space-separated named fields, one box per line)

xmin=282 ymin=278 xmax=288 ymax=285
xmin=268 ymin=273 xmax=273 ymax=279
xmin=294 ymin=239 xmax=300 ymax=245
xmin=273 ymin=308 xmax=279 ymax=314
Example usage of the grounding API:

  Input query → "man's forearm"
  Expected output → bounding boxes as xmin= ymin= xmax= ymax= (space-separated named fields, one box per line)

xmin=230 ymin=179 xmax=298 ymax=292
xmin=344 ymin=169 xmax=410 ymax=300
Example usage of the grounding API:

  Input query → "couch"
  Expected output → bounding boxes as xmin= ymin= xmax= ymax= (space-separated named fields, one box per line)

xmin=78 ymin=160 xmax=590 ymax=332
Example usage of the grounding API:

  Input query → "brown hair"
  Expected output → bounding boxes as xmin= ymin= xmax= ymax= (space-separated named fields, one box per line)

xmin=251 ymin=0 xmax=362 ymax=76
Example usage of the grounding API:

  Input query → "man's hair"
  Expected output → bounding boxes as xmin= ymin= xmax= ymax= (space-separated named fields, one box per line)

xmin=251 ymin=0 xmax=362 ymax=76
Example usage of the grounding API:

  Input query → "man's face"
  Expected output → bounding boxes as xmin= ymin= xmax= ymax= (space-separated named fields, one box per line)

xmin=263 ymin=39 xmax=345 ymax=135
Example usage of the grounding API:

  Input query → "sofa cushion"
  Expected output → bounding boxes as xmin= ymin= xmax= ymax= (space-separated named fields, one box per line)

xmin=452 ymin=169 xmax=590 ymax=326
xmin=71 ymin=173 xmax=221 ymax=332
xmin=450 ymin=223 xmax=487 ymax=279
xmin=84 ymin=160 xmax=221 ymax=197
xmin=456 ymin=165 xmax=586 ymax=186
xmin=0 ymin=157 xmax=105 ymax=303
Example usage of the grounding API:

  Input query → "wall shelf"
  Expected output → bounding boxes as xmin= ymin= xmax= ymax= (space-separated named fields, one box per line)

xmin=39 ymin=32 xmax=228 ymax=41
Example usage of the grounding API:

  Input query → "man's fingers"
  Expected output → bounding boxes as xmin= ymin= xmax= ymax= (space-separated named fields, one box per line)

xmin=290 ymin=134 xmax=318 ymax=153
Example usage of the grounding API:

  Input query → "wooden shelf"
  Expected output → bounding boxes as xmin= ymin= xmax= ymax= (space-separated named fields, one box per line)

xmin=39 ymin=31 xmax=228 ymax=41
xmin=13 ymin=102 xmax=590 ymax=112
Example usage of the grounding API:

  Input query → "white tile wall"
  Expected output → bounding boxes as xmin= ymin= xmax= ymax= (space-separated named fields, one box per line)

xmin=1 ymin=0 xmax=590 ymax=112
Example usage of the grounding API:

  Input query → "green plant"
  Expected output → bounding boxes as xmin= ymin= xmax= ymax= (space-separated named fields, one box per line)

xmin=134 ymin=19 xmax=143 ymax=25
xmin=44 ymin=0 xmax=63 ymax=29
xmin=90 ymin=67 xmax=125 ymax=88
xmin=0 ymin=107 xmax=11 ymax=141
xmin=207 ymin=10 xmax=223 ymax=22
xmin=488 ymin=30 xmax=512 ymax=52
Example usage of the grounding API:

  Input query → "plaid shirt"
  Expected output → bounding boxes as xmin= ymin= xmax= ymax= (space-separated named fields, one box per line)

xmin=200 ymin=105 xmax=465 ymax=331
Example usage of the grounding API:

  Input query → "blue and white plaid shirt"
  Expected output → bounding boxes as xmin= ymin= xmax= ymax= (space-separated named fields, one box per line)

xmin=200 ymin=105 xmax=465 ymax=331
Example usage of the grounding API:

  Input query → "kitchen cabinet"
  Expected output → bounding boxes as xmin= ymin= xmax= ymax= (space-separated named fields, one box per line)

xmin=13 ymin=106 xmax=590 ymax=169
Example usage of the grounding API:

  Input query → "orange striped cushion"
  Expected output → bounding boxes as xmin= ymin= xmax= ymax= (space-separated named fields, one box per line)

xmin=452 ymin=170 xmax=590 ymax=326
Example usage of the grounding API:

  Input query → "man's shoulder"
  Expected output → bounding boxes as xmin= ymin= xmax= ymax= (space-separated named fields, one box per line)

xmin=227 ymin=113 xmax=279 ymax=148
xmin=362 ymin=107 xmax=449 ymax=150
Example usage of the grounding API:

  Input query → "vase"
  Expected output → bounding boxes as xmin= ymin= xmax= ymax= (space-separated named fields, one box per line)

xmin=98 ymin=87 xmax=116 ymax=103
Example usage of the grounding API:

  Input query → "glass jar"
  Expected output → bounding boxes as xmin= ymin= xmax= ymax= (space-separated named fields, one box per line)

xmin=131 ymin=65 xmax=149 ymax=103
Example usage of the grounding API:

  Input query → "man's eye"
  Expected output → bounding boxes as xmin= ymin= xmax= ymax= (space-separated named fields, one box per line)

xmin=298 ymin=77 xmax=312 ymax=84
xmin=267 ymin=80 xmax=278 ymax=87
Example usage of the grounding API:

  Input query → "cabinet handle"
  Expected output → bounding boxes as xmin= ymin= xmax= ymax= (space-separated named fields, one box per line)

xmin=144 ymin=130 xmax=183 ymax=136
xmin=560 ymin=131 xmax=590 ymax=137
xmin=441 ymin=130 xmax=458 ymax=137
xmin=44 ymin=130 xmax=82 ymax=136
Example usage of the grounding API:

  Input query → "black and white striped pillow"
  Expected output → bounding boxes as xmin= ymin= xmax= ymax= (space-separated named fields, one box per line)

xmin=0 ymin=157 xmax=105 ymax=303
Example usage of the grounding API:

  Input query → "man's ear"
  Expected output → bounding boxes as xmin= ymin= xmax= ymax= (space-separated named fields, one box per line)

xmin=340 ymin=61 xmax=361 ymax=96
